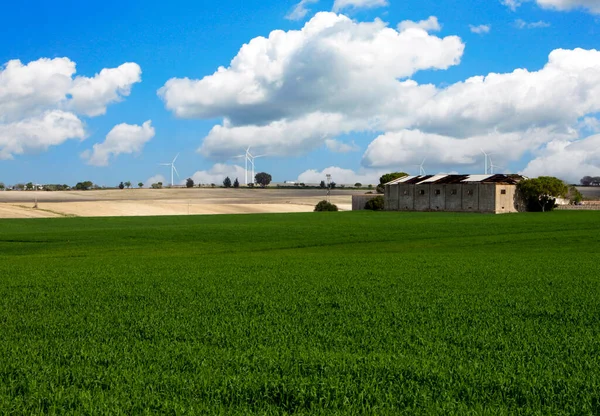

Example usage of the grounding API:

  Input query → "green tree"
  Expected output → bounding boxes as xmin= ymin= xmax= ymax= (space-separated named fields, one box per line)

xmin=233 ymin=178 xmax=240 ymax=188
xmin=124 ymin=181 xmax=131 ymax=189
xmin=75 ymin=182 xmax=89 ymax=190
xmin=378 ymin=172 xmax=408 ymax=194
xmin=138 ymin=182 xmax=144 ymax=188
xmin=329 ymin=181 xmax=336 ymax=189
xmin=255 ymin=172 xmax=272 ymax=187
xmin=319 ymin=180 xmax=326 ymax=189
xmin=0 ymin=183 xmax=5 ymax=190
xmin=380 ymin=172 xmax=409 ymax=185
xmin=26 ymin=182 xmax=34 ymax=190
xmin=354 ymin=182 xmax=362 ymax=188
xmin=186 ymin=178 xmax=194 ymax=188
xmin=517 ymin=176 xmax=568 ymax=212
xmin=119 ymin=182 xmax=125 ymax=190
xmin=223 ymin=176 xmax=232 ymax=188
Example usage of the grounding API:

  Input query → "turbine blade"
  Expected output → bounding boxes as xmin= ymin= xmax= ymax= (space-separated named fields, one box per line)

xmin=173 ymin=165 xmax=180 ymax=178
xmin=173 ymin=153 xmax=179 ymax=164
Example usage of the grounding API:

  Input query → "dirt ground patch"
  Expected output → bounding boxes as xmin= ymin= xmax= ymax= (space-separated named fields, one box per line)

xmin=0 ymin=188 xmax=359 ymax=218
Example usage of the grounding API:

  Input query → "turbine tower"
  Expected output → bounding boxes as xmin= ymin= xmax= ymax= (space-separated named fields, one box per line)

xmin=234 ymin=147 xmax=266 ymax=185
xmin=159 ymin=153 xmax=180 ymax=187
xmin=480 ymin=149 xmax=493 ymax=175
xmin=489 ymin=155 xmax=502 ymax=174
xmin=413 ymin=158 xmax=426 ymax=176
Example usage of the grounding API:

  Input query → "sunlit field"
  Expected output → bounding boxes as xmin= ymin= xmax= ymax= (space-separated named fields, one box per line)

xmin=1 ymin=211 xmax=599 ymax=414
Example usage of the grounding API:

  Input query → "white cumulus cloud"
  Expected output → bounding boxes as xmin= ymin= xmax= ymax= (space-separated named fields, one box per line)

xmin=515 ymin=19 xmax=551 ymax=29
xmin=159 ymin=12 xmax=464 ymax=157
xmin=286 ymin=0 xmax=319 ymax=20
xmin=297 ymin=166 xmax=380 ymax=185
xmin=0 ymin=111 xmax=85 ymax=160
xmin=159 ymin=12 xmax=600 ymax=179
xmin=398 ymin=16 xmax=441 ymax=33
xmin=521 ymin=134 xmax=600 ymax=183
xmin=145 ymin=174 xmax=166 ymax=188
xmin=82 ymin=121 xmax=155 ymax=166
xmin=470 ymin=24 xmax=491 ymax=34
xmin=501 ymin=0 xmax=600 ymax=13
xmin=0 ymin=57 xmax=142 ymax=159
xmin=190 ymin=164 xmax=246 ymax=185
xmin=332 ymin=0 xmax=388 ymax=12
xmin=325 ymin=139 xmax=360 ymax=153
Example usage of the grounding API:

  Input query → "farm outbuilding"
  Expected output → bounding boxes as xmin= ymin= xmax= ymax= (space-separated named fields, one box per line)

xmin=384 ymin=174 xmax=523 ymax=214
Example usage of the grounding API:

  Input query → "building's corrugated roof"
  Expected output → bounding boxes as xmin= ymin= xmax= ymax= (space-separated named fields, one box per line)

xmin=463 ymin=174 xmax=494 ymax=182
xmin=419 ymin=174 xmax=448 ymax=183
xmin=387 ymin=174 xmax=523 ymax=186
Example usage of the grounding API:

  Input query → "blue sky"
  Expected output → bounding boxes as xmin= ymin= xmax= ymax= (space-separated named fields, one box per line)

xmin=1 ymin=0 xmax=599 ymax=186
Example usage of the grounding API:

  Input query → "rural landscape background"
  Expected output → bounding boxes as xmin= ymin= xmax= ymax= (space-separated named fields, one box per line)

xmin=3 ymin=0 xmax=600 ymax=413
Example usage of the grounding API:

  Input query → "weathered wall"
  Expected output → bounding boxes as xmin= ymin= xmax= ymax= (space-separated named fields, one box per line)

xmin=430 ymin=185 xmax=445 ymax=211
xmin=385 ymin=183 xmax=520 ymax=213
xmin=352 ymin=194 xmax=379 ymax=210
xmin=495 ymin=185 xmax=519 ymax=213
xmin=478 ymin=184 xmax=496 ymax=213
xmin=445 ymin=185 xmax=462 ymax=211
xmin=385 ymin=184 xmax=399 ymax=211
xmin=461 ymin=184 xmax=479 ymax=212
xmin=398 ymin=184 xmax=415 ymax=211
xmin=414 ymin=184 xmax=431 ymax=211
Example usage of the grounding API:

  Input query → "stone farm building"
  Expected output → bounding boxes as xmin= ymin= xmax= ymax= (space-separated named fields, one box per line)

xmin=384 ymin=174 xmax=523 ymax=214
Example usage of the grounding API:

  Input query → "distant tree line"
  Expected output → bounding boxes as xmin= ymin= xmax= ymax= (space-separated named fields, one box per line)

xmin=580 ymin=176 xmax=600 ymax=186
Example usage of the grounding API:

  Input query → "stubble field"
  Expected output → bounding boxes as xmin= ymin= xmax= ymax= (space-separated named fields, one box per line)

xmin=1 ymin=211 xmax=599 ymax=414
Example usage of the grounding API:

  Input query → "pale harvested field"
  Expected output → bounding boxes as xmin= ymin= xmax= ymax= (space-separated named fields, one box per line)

xmin=0 ymin=188 xmax=362 ymax=218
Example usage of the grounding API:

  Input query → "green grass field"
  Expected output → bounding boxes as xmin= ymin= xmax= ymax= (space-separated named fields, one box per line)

xmin=1 ymin=211 xmax=600 ymax=414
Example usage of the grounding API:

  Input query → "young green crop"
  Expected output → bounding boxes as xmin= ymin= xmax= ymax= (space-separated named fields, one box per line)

xmin=0 ymin=211 xmax=599 ymax=414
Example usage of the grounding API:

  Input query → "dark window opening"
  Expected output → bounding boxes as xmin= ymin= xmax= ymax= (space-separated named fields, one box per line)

xmin=434 ymin=189 xmax=441 ymax=195
xmin=419 ymin=189 xmax=425 ymax=195
xmin=450 ymin=189 xmax=457 ymax=195
xmin=403 ymin=190 xmax=409 ymax=195
xmin=467 ymin=190 xmax=474 ymax=196
xmin=500 ymin=189 xmax=507 ymax=195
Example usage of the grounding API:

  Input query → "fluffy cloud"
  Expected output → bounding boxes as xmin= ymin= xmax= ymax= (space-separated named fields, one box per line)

xmin=501 ymin=0 xmax=524 ymax=11
xmin=0 ymin=111 xmax=85 ymax=159
xmin=515 ymin=19 xmax=551 ymax=29
xmin=145 ymin=174 xmax=166 ymax=188
xmin=190 ymin=163 xmax=246 ymax=185
xmin=398 ymin=16 xmax=441 ymax=32
xmin=82 ymin=121 xmax=155 ymax=166
xmin=502 ymin=0 xmax=600 ymax=13
xmin=521 ymin=134 xmax=600 ymax=182
xmin=160 ymin=11 xmax=600 ymax=178
xmin=297 ymin=166 xmax=380 ymax=184
xmin=537 ymin=0 xmax=600 ymax=13
xmin=160 ymin=12 xmax=464 ymax=156
xmin=332 ymin=0 xmax=388 ymax=12
xmin=325 ymin=139 xmax=360 ymax=153
xmin=67 ymin=63 xmax=142 ymax=117
xmin=286 ymin=0 xmax=319 ymax=20
xmin=361 ymin=127 xmax=574 ymax=170
xmin=469 ymin=24 xmax=491 ymax=34
xmin=0 ymin=57 xmax=141 ymax=159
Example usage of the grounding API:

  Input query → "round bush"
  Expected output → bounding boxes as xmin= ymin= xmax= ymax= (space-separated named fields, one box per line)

xmin=314 ymin=200 xmax=338 ymax=212
xmin=364 ymin=196 xmax=384 ymax=211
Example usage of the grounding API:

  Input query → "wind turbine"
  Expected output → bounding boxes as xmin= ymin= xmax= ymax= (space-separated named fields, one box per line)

xmin=489 ymin=155 xmax=503 ymax=174
xmin=480 ymin=149 xmax=493 ymax=175
xmin=159 ymin=153 xmax=180 ymax=187
xmin=414 ymin=158 xmax=426 ymax=176
xmin=234 ymin=147 xmax=266 ymax=185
